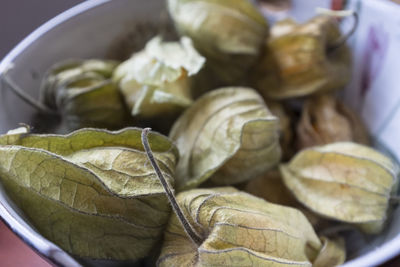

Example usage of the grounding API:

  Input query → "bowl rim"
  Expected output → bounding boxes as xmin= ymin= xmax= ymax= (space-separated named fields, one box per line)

xmin=0 ymin=0 xmax=399 ymax=266
xmin=0 ymin=0 xmax=111 ymax=74
xmin=0 ymin=1 xmax=109 ymax=266
xmin=0 ymin=193 xmax=81 ymax=267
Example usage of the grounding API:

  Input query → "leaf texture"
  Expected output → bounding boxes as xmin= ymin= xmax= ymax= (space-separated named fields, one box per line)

xmin=296 ymin=94 xmax=369 ymax=150
xmin=158 ymin=187 xmax=325 ymax=267
xmin=252 ymin=16 xmax=351 ymax=99
xmin=169 ymin=87 xmax=281 ymax=190
xmin=0 ymin=127 xmax=178 ymax=260
xmin=168 ymin=0 xmax=268 ymax=83
xmin=313 ymin=237 xmax=345 ymax=267
xmin=280 ymin=142 xmax=399 ymax=234
xmin=244 ymin=169 xmax=333 ymax=231
xmin=113 ymin=36 xmax=204 ymax=119
xmin=40 ymin=59 xmax=128 ymax=131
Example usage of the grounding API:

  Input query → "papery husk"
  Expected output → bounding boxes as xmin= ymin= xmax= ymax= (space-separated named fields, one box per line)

xmin=244 ymin=169 xmax=334 ymax=231
xmin=257 ymin=0 xmax=292 ymax=14
xmin=0 ymin=126 xmax=178 ymax=260
xmin=280 ymin=142 xmax=399 ymax=234
xmin=297 ymin=94 xmax=370 ymax=150
xmin=252 ymin=16 xmax=351 ymax=99
xmin=244 ymin=169 xmax=297 ymax=206
xmin=168 ymin=0 xmax=269 ymax=84
xmin=266 ymin=100 xmax=295 ymax=160
xmin=313 ymin=237 xmax=346 ymax=267
xmin=169 ymin=87 xmax=281 ymax=191
xmin=158 ymin=187 xmax=344 ymax=266
xmin=40 ymin=59 xmax=129 ymax=132
xmin=113 ymin=36 xmax=205 ymax=122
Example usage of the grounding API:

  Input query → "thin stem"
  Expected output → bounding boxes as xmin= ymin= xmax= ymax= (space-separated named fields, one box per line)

xmin=316 ymin=8 xmax=359 ymax=53
xmin=141 ymin=128 xmax=203 ymax=246
xmin=328 ymin=12 xmax=359 ymax=53
xmin=1 ymin=69 xmax=54 ymax=115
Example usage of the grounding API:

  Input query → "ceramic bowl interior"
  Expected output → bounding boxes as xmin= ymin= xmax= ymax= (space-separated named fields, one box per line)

xmin=0 ymin=0 xmax=399 ymax=266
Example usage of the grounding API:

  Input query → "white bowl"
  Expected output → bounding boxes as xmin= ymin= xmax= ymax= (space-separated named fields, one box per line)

xmin=0 ymin=0 xmax=399 ymax=266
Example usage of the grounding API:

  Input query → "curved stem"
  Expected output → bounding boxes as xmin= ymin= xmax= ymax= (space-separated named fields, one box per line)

xmin=316 ymin=8 xmax=359 ymax=53
xmin=1 ymin=69 xmax=54 ymax=115
xmin=141 ymin=128 xmax=203 ymax=246
xmin=328 ymin=12 xmax=359 ymax=53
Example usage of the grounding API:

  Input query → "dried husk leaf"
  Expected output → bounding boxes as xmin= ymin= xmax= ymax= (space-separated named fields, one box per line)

xmin=158 ymin=187 xmax=326 ymax=266
xmin=257 ymin=0 xmax=292 ymax=14
xmin=0 ymin=127 xmax=179 ymax=260
xmin=244 ymin=169 xmax=297 ymax=206
xmin=113 ymin=36 xmax=205 ymax=120
xmin=266 ymin=100 xmax=295 ymax=160
xmin=280 ymin=142 xmax=399 ymax=234
xmin=40 ymin=59 xmax=129 ymax=131
xmin=169 ymin=87 xmax=281 ymax=191
xmin=297 ymin=94 xmax=369 ymax=150
xmin=313 ymin=237 xmax=346 ymax=267
xmin=252 ymin=16 xmax=351 ymax=99
xmin=168 ymin=0 xmax=269 ymax=84
xmin=244 ymin=169 xmax=332 ymax=231
xmin=269 ymin=18 xmax=298 ymax=38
